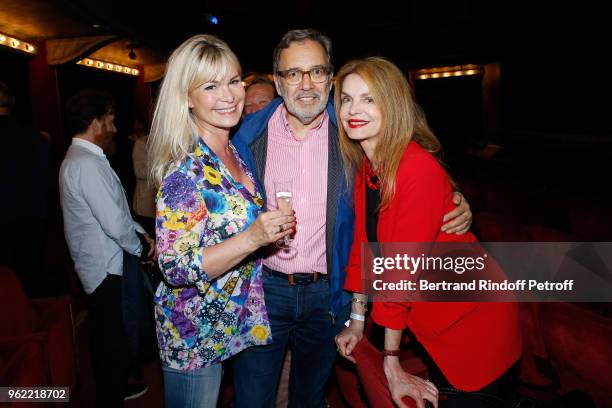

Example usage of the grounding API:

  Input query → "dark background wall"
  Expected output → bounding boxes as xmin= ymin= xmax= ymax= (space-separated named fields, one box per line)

xmin=0 ymin=49 xmax=34 ymax=123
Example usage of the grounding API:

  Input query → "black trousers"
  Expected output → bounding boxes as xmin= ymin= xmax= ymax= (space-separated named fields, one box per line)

xmin=430 ymin=365 xmax=515 ymax=408
xmin=87 ymin=274 xmax=130 ymax=408
xmin=397 ymin=328 xmax=516 ymax=408
xmin=372 ymin=326 xmax=518 ymax=408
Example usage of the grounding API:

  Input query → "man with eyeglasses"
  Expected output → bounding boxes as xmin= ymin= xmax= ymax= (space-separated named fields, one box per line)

xmin=232 ymin=29 xmax=472 ymax=407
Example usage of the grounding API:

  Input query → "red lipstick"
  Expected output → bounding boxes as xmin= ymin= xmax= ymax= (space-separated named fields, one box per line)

xmin=348 ymin=119 xmax=368 ymax=128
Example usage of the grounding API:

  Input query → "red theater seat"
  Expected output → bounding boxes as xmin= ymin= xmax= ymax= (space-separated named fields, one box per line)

xmin=351 ymin=337 xmax=428 ymax=408
xmin=518 ymin=303 xmax=553 ymax=387
xmin=539 ymin=302 xmax=612 ymax=407
xmin=0 ymin=266 xmax=77 ymax=390
xmin=333 ymin=361 xmax=368 ymax=408
xmin=0 ymin=340 xmax=49 ymax=407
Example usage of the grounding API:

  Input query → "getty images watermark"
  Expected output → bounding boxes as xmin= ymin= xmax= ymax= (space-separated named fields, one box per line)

xmin=360 ymin=242 xmax=612 ymax=302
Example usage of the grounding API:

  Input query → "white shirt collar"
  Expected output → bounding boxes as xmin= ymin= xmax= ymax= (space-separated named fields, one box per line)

xmin=72 ymin=137 xmax=105 ymax=158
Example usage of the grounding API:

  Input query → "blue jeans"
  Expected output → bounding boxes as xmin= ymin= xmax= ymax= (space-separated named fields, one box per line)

xmin=163 ymin=364 xmax=222 ymax=408
xmin=233 ymin=273 xmax=350 ymax=408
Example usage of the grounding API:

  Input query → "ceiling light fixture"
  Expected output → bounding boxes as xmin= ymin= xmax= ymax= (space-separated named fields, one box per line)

xmin=413 ymin=64 xmax=483 ymax=80
xmin=0 ymin=32 xmax=37 ymax=54
xmin=76 ymin=58 xmax=139 ymax=76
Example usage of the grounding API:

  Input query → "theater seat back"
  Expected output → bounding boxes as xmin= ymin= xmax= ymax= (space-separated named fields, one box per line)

xmin=539 ymin=302 xmax=612 ymax=407
xmin=352 ymin=337 xmax=428 ymax=408
xmin=0 ymin=266 xmax=39 ymax=335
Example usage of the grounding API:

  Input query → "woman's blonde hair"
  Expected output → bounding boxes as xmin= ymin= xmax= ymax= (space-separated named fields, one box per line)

xmin=334 ymin=57 xmax=442 ymax=210
xmin=148 ymin=34 xmax=241 ymax=187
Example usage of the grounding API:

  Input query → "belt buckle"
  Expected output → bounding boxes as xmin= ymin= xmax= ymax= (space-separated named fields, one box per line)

xmin=287 ymin=273 xmax=319 ymax=286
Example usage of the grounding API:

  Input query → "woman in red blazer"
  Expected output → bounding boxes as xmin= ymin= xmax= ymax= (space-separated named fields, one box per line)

xmin=333 ymin=57 xmax=521 ymax=408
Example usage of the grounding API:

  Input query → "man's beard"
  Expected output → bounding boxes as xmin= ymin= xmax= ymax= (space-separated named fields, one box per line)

xmin=279 ymin=83 xmax=331 ymax=125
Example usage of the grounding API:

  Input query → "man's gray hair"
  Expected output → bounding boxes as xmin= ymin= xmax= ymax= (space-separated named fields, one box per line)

xmin=273 ymin=29 xmax=333 ymax=73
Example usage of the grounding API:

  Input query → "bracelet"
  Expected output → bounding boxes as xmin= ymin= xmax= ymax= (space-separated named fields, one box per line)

xmin=382 ymin=349 xmax=402 ymax=357
xmin=349 ymin=312 xmax=365 ymax=321
xmin=351 ymin=297 xmax=368 ymax=311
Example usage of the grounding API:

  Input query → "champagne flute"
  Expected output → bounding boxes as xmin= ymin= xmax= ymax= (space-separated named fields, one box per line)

xmin=274 ymin=179 xmax=293 ymax=249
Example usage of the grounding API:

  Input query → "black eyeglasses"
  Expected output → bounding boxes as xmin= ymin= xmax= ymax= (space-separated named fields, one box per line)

xmin=276 ymin=65 xmax=332 ymax=85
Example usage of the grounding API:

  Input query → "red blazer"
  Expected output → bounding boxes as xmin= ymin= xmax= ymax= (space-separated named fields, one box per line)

xmin=344 ymin=141 xmax=521 ymax=391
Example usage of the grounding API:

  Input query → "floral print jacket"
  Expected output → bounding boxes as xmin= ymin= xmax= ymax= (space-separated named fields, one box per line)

xmin=154 ymin=138 xmax=271 ymax=370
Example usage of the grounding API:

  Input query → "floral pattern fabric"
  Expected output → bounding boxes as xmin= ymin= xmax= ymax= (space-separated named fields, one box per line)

xmin=154 ymin=138 xmax=271 ymax=370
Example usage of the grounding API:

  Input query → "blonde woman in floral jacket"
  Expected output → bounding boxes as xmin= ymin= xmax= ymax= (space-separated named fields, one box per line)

xmin=148 ymin=34 xmax=295 ymax=408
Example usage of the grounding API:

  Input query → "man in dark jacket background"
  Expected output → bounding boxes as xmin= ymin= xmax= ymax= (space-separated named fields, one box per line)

xmin=0 ymin=81 xmax=49 ymax=297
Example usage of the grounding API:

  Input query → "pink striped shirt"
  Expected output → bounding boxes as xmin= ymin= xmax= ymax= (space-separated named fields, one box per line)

xmin=263 ymin=104 xmax=329 ymax=274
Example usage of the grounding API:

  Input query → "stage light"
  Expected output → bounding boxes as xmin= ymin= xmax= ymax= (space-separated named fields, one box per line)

xmin=0 ymin=32 xmax=37 ymax=54
xmin=76 ymin=58 xmax=140 ymax=76
xmin=413 ymin=64 xmax=484 ymax=80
